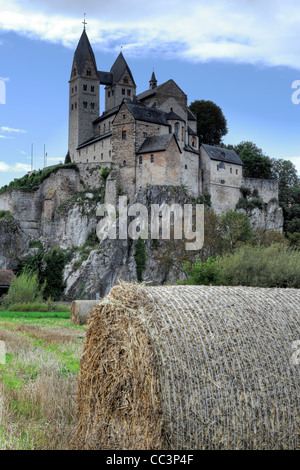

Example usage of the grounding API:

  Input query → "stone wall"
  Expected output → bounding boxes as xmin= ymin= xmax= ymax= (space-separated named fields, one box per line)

xmin=242 ymin=177 xmax=279 ymax=203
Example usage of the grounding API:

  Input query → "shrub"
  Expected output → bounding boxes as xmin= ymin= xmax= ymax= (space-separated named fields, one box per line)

xmin=1 ymin=271 xmax=44 ymax=307
xmin=180 ymin=257 xmax=223 ymax=285
xmin=219 ymin=244 xmax=300 ymax=288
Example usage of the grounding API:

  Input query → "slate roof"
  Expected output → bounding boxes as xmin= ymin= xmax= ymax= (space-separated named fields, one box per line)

xmin=110 ymin=52 xmax=136 ymax=86
xmin=184 ymin=144 xmax=200 ymax=155
xmin=202 ymin=144 xmax=243 ymax=166
xmin=188 ymin=126 xmax=197 ymax=136
xmin=0 ymin=270 xmax=14 ymax=286
xmin=125 ymin=102 xmax=170 ymax=126
xmin=93 ymin=106 xmax=120 ymax=125
xmin=77 ymin=131 xmax=113 ymax=149
xmin=187 ymin=108 xmax=197 ymax=121
xmin=166 ymin=110 xmax=185 ymax=122
xmin=137 ymin=134 xmax=181 ymax=154
xmin=74 ymin=29 xmax=97 ymax=76
xmin=97 ymin=71 xmax=113 ymax=85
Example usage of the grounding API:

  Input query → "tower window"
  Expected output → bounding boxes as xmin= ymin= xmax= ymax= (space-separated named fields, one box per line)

xmin=91 ymin=86 xmax=94 ymax=92
xmin=75 ymin=86 xmax=77 ymax=92
xmin=108 ymin=91 xmax=111 ymax=98
xmin=139 ymin=156 xmax=143 ymax=164
xmin=124 ymin=77 xmax=129 ymax=84
xmin=123 ymin=160 xmax=127 ymax=166
xmin=83 ymin=85 xmax=87 ymax=91
xmin=91 ymin=102 xmax=95 ymax=109
xmin=174 ymin=122 xmax=179 ymax=139
xmin=71 ymin=87 xmax=74 ymax=93
xmin=101 ymin=153 xmax=103 ymax=160
xmin=73 ymin=68 xmax=76 ymax=76
xmin=127 ymin=90 xmax=131 ymax=96
xmin=150 ymin=154 xmax=154 ymax=163
xmin=83 ymin=101 xmax=87 ymax=109
xmin=122 ymin=88 xmax=125 ymax=95
xmin=87 ymin=70 xmax=91 ymax=76
xmin=109 ymin=150 xmax=111 ymax=158
xmin=122 ymin=130 xmax=127 ymax=140
xmin=75 ymin=102 xmax=77 ymax=109
xmin=71 ymin=104 xmax=74 ymax=110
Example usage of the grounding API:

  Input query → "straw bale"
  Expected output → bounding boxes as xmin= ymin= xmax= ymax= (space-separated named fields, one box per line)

xmin=74 ymin=282 xmax=300 ymax=450
xmin=70 ymin=300 xmax=99 ymax=326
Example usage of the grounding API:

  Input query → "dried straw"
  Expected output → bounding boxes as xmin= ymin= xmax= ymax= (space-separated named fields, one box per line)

xmin=73 ymin=282 xmax=300 ymax=450
xmin=70 ymin=300 xmax=99 ymax=326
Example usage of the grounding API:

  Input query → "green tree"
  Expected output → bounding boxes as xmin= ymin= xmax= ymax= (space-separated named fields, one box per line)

xmin=181 ymin=257 xmax=223 ymax=285
xmin=189 ymin=100 xmax=228 ymax=146
xmin=228 ymin=141 xmax=273 ymax=179
xmin=220 ymin=210 xmax=253 ymax=251
xmin=42 ymin=248 xmax=66 ymax=300
xmin=271 ymin=158 xmax=300 ymax=233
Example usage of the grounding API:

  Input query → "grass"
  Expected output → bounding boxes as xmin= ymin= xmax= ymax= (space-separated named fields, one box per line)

xmin=0 ymin=311 xmax=70 ymax=319
xmin=0 ymin=312 xmax=85 ymax=449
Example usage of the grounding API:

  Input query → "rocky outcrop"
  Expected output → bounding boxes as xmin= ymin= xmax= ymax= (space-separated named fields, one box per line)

xmin=0 ymin=165 xmax=286 ymax=300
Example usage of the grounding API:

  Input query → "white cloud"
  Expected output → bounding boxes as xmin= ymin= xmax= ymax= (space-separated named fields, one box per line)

xmin=0 ymin=126 xmax=26 ymax=134
xmin=0 ymin=161 xmax=31 ymax=172
xmin=1 ymin=0 xmax=300 ymax=69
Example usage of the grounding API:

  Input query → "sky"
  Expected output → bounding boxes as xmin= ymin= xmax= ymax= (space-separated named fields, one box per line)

xmin=0 ymin=0 xmax=300 ymax=188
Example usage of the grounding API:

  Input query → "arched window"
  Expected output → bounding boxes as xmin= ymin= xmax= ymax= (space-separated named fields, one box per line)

xmin=122 ymin=126 xmax=127 ymax=140
xmin=174 ymin=122 xmax=179 ymax=139
xmin=139 ymin=156 xmax=143 ymax=164
xmin=150 ymin=154 xmax=154 ymax=163
xmin=123 ymin=160 xmax=127 ymax=166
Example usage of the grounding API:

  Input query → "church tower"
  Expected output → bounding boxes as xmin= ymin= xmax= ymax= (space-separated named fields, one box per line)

xmin=68 ymin=27 xmax=100 ymax=161
xmin=105 ymin=52 xmax=136 ymax=112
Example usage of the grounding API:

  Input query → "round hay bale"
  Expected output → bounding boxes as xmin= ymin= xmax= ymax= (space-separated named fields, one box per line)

xmin=74 ymin=282 xmax=300 ymax=450
xmin=70 ymin=300 xmax=99 ymax=326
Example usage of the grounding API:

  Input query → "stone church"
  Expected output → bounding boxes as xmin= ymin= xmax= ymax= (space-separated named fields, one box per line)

xmin=68 ymin=27 xmax=280 ymax=215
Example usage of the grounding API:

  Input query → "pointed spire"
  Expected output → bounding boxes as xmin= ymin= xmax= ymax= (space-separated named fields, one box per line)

xmin=110 ymin=52 xmax=136 ymax=86
xmin=74 ymin=28 xmax=97 ymax=76
xmin=149 ymin=70 xmax=157 ymax=90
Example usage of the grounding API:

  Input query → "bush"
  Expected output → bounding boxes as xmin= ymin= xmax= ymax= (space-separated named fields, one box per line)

xmin=219 ymin=244 xmax=300 ymax=288
xmin=180 ymin=257 xmax=223 ymax=285
xmin=1 ymin=271 xmax=45 ymax=308
xmin=5 ymin=301 xmax=70 ymax=312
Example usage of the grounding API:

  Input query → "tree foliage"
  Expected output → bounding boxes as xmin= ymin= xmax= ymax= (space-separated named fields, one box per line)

xmin=189 ymin=99 xmax=228 ymax=146
xmin=225 ymin=141 xmax=273 ymax=179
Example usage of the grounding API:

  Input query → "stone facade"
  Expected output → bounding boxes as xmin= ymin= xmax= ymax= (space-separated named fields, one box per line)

xmin=67 ymin=28 xmax=280 ymax=219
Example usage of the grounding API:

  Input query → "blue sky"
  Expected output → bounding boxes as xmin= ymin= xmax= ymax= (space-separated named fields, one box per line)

xmin=0 ymin=0 xmax=300 ymax=188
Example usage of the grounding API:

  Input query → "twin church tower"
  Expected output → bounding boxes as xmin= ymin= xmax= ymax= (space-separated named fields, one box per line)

xmin=67 ymin=26 xmax=246 ymax=210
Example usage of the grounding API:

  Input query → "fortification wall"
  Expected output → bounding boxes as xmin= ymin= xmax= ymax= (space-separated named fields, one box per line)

xmin=242 ymin=177 xmax=279 ymax=203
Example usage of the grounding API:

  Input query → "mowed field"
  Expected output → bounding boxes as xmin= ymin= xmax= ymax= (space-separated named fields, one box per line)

xmin=0 ymin=311 xmax=85 ymax=450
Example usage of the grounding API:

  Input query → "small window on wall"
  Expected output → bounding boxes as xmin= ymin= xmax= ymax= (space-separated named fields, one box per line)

xmin=83 ymin=85 xmax=87 ymax=91
xmin=139 ymin=156 xmax=143 ymax=164
xmin=127 ymin=90 xmax=131 ymax=96
xmin=236 ymin=169 xmax=238 ymax=175
xmin=91 ymin=103 xmax=95 ymax=109
xmin=219 ymin=162 xmax=226 ymax=169
xmin=83 ymin=101 xmax=88 ymax=109
xmin=91 ymin=86 xmax=94 ymax=92
xmin=101 ymin=153 xmax=103 ymax=160
xmin=185 ymin=165 xmax=188 ymax=169
xmin=122 ymin=88 xmax=125 ymax=95
xmin=108 ymin=91 xmax=111 ymax=98
xmin=150 ymin=154 xmax=154 ymax=163
xmin=123 ymin=160 xmax=127 ymax=166
xmin=122 ymin=127 xmax=127 ymax=140
xmin=71 ymin=104 xmax=74 ymax=110
xmin=230 ymin=168 xmax=232 ymax=174
xmin=124 ymin=77 xmax=129 ymax=84
xmin=87 ymin=70 xmax=91 ymax=76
